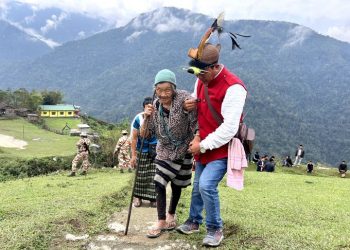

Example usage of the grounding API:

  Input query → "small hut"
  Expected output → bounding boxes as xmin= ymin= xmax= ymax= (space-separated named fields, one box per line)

xmin=0 ymin=103 xmax=16 ymax=117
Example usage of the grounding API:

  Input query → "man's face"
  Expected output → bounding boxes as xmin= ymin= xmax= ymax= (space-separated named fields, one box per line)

xmin=196 ymin=65 xmax=217 ymax=84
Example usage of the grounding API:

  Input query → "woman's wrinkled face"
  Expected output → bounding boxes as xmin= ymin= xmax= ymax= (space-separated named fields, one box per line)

xmin=155 ymin=82 xmax=174 ymax=106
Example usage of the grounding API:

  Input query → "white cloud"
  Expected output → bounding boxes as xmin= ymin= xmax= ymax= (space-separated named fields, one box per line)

xmin=1 ymin=0 xmax=350 ymax=42
xmin=131 ymin=8 xmax=204 ymax=33
xmin=40 ymin=12 xmax=67 ymax=34
xmin=283 ymin=26 xmax=313 ymax=48
xmin=0 ymin=1 xmax=8 ymax=19
xmin=24 ymin=13 xmax=36 ymax=24
xmin=326 ymin=26 xmax=350 ymax=43
xmin=77 ymin=31 xmax=86 ymax=39
xmin=124 ymin=30 xmax=147 ymax=43
xmin=6 ymin=19 xmax=60 ymax=48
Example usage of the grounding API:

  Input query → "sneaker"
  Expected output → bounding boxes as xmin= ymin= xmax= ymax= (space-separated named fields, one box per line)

xmin=80 ymin=171 xmax=87 ymax=176
xmin=68 ymin=172 xmax=76 ymax=177
xmin=176 ymin=219 xmax=200 ymax=235
xmin=202 ymin=228 xmax=224 ymax=247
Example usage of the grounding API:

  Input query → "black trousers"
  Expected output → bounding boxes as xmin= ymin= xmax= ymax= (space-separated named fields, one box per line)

xmin=155 ymin=182 xmax=182 ymax=220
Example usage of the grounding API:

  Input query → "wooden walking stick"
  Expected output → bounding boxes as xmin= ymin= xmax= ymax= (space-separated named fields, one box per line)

xmin=124 ymin=93 xmax=155 ymax=235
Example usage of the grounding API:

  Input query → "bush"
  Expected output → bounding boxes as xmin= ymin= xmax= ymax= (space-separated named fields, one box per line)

xmin=0 ymin=156 xmax=73 ymax=181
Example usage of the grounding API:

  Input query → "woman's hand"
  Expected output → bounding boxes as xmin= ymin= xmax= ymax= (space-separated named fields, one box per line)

xmin=130 ymin=155 xmax=137 ymax=168
xmin=144 ymin=104 xmax=154 ymax=117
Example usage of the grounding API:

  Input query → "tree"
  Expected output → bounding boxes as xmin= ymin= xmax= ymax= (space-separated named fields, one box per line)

xmin=28 ymin=91 xmax=43 ymax=111
xmin=12 ymin=88 xmax=30 ymax=108
xmin=42 ymin=91 xmax=63 ymax=105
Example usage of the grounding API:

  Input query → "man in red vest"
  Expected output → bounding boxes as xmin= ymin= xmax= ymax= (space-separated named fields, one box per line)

xmin=176 ymin=42 xmax=247 ymax=247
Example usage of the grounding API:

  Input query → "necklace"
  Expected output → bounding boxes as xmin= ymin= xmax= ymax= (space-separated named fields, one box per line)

xmin=157 ymin=103 xmax=184 ymax=147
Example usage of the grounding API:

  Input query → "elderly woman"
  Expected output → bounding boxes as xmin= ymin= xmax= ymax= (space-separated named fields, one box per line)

xmin=140 ymin=69 xmax=197 ymax=238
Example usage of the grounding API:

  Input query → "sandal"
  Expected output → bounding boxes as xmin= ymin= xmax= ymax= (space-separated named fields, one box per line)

xmin=165 ymin=220 xmax=176 ymax=231
xmin=165 ymin=214 xmax=177 ymax=230
xmin=133 ymin=198 xmax=142 ymax=207
xmin=146 ymin=227 xmax=165 ymax=238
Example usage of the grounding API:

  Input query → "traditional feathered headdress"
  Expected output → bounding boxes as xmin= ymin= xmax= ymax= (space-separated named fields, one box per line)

xmin=186 ymin=12 xmax=250 ymax=73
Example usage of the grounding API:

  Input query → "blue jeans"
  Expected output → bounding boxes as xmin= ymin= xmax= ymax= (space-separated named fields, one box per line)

xmin=188 ymin=158 xmax=227 ymax=229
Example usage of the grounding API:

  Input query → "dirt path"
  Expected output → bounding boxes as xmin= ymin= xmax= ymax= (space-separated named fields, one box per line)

xmin=85 ymin=200 xmax=196 ymax=250
xmin=0 ymin=134 xmax=27 ymax=149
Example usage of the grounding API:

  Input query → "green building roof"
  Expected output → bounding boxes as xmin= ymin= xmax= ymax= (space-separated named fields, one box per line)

xmin=39 ymin=104 xmax=79 ymax=111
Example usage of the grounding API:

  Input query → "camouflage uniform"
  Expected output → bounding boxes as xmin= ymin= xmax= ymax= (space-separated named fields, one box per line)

xmin=71 ymin=137 xmax=91 ymax=173
xmin=114 ymin=135 xmax=131 ymax=170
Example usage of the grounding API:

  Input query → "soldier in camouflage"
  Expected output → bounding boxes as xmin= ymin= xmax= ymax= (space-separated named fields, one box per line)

xmin=68 ymin=132 xmax=91 ymax=177
xmin=114 ymin=130 xmax=131 ymax=173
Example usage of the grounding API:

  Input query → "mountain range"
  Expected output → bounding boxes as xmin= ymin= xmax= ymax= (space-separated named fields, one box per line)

xmin=0 ymin=1 xmax=111 ymax=51
xmin=0 ymin=19 xmax=51 ymax=62
xmin=0 ymin=7 xmax=349 ymax=165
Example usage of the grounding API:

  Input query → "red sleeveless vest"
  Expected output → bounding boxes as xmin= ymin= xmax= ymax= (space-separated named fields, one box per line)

xmin=196 ymin=67 xmax=246 ymax=165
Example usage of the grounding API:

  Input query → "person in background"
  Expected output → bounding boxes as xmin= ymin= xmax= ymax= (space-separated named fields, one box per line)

xmin=338 ymin=160 xmax=347 ymax=178
xmin=114 ymin=130 xmax=131 ymax=173
xmin=283 ymin=155 xmax=293 ymax=167
xmin=306 ymin=160 xmax=314 ymax=173
xmin=257 ymin=155 xmax=267 ymax=172
xmin=252 ymin=151 xmax=260 ymax=163
xmin=294 ymin=144 xmax=305 ymax=166
xmin=130 ymin=97 xmax=157 ymax=208
xmin=68 ymin=132 xmax=91 ymax=177
xmin=141 ymin=69 xmax=197 ymax=238
xmin=265 ymin=156 xmax=276 ymax=172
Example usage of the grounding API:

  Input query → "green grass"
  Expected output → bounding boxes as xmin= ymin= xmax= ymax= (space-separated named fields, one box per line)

xmin=43 ymin=117 xmax=82 ymax=132
xmin=0 ymin=118 xmax=77 ymax=158
xmin=175 ymin=164 xmax=350 ymax=250
xmin=1 ymin=162 xmax=349 ymax=249
xmin=0 ymin=169 xmax=133 ymax=249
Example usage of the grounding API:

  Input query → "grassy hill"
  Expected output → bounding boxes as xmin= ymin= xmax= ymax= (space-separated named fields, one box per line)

xmin=176 ymin=165 xmax=350 ymax=249
xmin=0 ymin=118 xmax=77 ymax=158
xmin=0 ymin=169 xmax=133 ymax=249
xmin=42 ymin=117 xmax=82 ymax=134
xmin=0 ymin=165 xmax=349 ymax=249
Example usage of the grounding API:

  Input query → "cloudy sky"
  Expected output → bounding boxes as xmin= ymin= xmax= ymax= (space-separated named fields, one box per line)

xmin=1 ymin=0 xmax=350 ymax=43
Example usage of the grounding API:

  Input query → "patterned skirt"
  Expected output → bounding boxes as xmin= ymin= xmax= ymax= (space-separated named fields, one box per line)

xmin=154 ymin=153 xmax=193 ymax=188
xmin=134 ymin=151 xmax=157 ymax=201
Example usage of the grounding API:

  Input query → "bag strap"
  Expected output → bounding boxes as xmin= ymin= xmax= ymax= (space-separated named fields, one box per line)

xmin=203 ymin=83 xmax=223 ymax=126
xmin=203 ymin=83 xmax=246 ymax=139
xmin=120 ymin=137 xmax=127 ymax=148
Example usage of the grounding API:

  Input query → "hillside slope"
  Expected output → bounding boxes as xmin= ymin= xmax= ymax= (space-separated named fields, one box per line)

xmin=0 ymin=118 xmax=76 ymax=158
xmin=0 ymin=7 xmax=349 ymax=164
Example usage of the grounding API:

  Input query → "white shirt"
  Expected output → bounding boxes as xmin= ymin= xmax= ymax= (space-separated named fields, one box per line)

xmin=297 ymin=149 xmax=302 ymax=156
xmin=192 ymin=66 xmax=247 ymax=150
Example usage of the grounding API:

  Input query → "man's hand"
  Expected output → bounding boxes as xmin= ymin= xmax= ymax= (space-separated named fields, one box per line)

xmin=183 ymin=98 xmax=198 ymax=112
xmin=189 ymin=135 xmax=201 ymax=155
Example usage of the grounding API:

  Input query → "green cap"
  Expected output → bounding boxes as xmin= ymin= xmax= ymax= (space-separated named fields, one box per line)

xmin=154 ymin=69 xmax=176 ymax=87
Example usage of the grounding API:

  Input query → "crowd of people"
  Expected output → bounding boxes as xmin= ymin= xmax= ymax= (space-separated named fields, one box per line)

xmin=254 ymin=153 xmax=275 ymax=172
xmin=252 ymin=145 xmax=347 ymax=177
